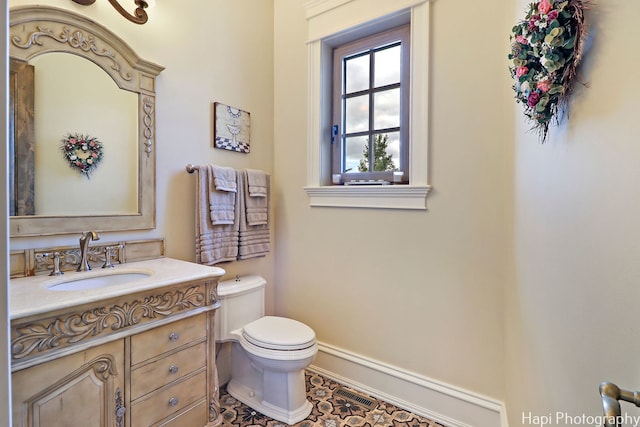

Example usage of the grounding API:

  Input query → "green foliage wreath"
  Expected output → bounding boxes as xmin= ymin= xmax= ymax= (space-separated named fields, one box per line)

xmin=509 ymin=0 xmax=587 ymax=142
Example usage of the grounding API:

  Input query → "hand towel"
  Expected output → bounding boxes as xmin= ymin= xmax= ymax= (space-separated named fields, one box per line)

xmin=195 ymin=165 xmax=239 ymax=265
xmin=245 ymin=168 xmax=267 ymax=197
xmin=237 ymin=170 xmax=270 ymax=259
xmin=212 ymin=165 xmax=237 ymax=192
xmin=208 ymin=165 xmax=236 ymax=225
xmin=243 ymin=169 xmax=268 ymax=226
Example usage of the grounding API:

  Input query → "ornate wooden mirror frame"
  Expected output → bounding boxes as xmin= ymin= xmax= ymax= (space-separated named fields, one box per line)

xmin=9 ymin=5 xmax=164 ymax=237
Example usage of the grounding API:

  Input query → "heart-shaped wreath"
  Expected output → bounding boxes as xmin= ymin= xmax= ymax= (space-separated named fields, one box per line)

xmin=61 ymin=133 xmax=104 ymax=178
xmin=509 ymin=0 xmax=587 ymax=143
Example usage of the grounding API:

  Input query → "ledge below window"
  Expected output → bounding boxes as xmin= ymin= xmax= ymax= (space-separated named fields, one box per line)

xmin=304 ymin=185 xmax=431 ymax=210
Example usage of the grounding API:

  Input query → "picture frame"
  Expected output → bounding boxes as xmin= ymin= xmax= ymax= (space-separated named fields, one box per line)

xmin=213 ymin=102 xmax=250 ymax=153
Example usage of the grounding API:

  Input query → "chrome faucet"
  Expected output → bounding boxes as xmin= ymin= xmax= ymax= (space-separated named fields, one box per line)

xmin=77 ymin=231 xmax=100 ymax=271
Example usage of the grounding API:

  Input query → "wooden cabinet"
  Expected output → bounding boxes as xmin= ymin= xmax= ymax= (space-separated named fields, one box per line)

xmin=11 ymin=274 xmax=223 ymax=427
xmin=129 ymin=314 xmax=209 ymax=427
xmin=12 ymin=340 xmax=126 ymax=427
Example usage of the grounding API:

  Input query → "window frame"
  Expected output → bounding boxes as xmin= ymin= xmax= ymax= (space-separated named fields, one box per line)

xmin=304 ymin=0 xmax=431 ymax=210
xmin=332 ymin=25 xmax=410 ymax=184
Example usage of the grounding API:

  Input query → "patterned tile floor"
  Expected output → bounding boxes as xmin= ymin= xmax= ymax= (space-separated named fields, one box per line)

xmin=220 ymin=370 xmax=446 ymax=427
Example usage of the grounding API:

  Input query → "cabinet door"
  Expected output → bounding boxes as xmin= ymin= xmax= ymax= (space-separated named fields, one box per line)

xmin=12 ymin=340 xmax=126 ymax=427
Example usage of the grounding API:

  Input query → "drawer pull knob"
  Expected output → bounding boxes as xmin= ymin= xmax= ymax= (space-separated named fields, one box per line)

xmin=168 ymin=365 xmax=179 ymax=374
xmin=168 ymin=397 xmax=179 ymax=407
xmin=168 ymin=332 xmax=179 ymax=342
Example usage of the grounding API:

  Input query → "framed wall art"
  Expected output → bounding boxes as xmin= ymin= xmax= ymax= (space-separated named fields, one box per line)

xmin=213 ymin=102 xmax=250 ymax=153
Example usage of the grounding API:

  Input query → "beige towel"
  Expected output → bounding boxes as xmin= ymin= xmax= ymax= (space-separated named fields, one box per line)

xmin=212 ymin=165 xmax=237 ymax=192
xmin=239 ymin=243 xmax=270 ymax=258
xmin=208 ymin=166 xmax=236 ymax=225
xmin=237 ymin=170 xmax=270 ymax=259
xmin=243 ymin=169 xmax=268 ymax=226
xmin=195 ymin=165 xmax=238 ymax=265
xmin=246 ymin=168 xmax=267 ymax=197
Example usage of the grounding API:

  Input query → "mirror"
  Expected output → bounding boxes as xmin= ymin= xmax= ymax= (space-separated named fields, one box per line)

xmin=9 ymin=5 xmax=164 ymax=237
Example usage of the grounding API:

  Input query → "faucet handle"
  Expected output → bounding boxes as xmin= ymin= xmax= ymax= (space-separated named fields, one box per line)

xmin=41 ymin=252 xmax=64 ymax=276
xmin=102 ymin=245 xmax=123 ymax=269
xmin=102 ymin=247 xmax=115 ymax=269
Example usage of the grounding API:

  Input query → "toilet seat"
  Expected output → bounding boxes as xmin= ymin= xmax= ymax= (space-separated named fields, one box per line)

xmin=242 ymin=316 xmax=316 ymax=351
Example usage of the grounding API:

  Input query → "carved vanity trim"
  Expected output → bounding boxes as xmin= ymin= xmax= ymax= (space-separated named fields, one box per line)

xmin=11 ymin=280 xmax=213 ymax=366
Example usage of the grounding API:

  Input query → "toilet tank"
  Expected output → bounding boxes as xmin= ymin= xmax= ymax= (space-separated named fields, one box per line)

xmin=215 ymin=275 xmax=266 ymax=342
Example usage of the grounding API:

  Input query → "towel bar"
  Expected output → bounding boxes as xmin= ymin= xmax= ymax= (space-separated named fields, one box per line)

xmin=600 ymin=382 xmax=640 ymax=427
xmin=186 ymin=164 xmax=197 ymax=173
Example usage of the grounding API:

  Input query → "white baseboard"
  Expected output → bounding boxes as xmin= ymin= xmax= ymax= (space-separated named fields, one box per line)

xmin=309 ymin=342 xmax=508 ymax=427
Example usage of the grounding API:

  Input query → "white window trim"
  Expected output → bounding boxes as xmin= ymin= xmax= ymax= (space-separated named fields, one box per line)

xmin=304 ymin=0 xmax=431 ymax=210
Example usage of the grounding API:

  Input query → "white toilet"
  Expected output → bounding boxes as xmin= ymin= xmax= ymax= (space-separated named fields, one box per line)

xmin=216 ymin=275 xmax=318 ymax=424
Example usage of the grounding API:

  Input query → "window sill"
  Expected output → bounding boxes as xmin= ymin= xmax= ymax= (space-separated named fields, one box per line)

xmin=304 ymin=185 xmax=431 ymax=210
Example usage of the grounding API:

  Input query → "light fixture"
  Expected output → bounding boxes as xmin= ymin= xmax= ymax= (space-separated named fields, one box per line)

xmin=72 ymin=0 xmax=150 ymax=25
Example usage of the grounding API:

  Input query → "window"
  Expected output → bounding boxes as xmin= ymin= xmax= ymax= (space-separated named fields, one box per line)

xmin=304 ymin=0 xmax=431 ymax=210
xmin=332 ymin=25 xmax=410 ymax=184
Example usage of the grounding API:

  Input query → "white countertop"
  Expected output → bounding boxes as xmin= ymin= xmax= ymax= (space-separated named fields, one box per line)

xmin=10 ymin=257 xmax=225 ymax=320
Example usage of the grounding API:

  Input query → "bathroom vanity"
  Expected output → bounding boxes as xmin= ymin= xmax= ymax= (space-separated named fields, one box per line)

xmin=9 ymin=256 xmax=225 ymax=427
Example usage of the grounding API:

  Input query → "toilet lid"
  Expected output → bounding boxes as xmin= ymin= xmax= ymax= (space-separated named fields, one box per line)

xmin=242 ymin=316 xmax=316 ymax=351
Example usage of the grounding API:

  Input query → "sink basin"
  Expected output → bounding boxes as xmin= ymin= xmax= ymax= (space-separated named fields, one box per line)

xmin=46 ymin=271 xmax=151 ymax=291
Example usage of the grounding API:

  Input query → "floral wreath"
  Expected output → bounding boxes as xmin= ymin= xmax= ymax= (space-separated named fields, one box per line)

xmin=61 ymin=133 xmax=104 ymax=177
xmin=509 ymin=0 xmax=588 ymax=143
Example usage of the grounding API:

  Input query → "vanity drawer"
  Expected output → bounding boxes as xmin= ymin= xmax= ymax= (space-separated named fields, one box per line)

xmin=131 ymin=341 xmax=206 ymax=400
xmin=131 ymin=314 xmax=206 ymax=365
xmin=156 ymin=399 xmax=208 ymax=427
xmin=130 ymin=370 xmax=206 ymax=427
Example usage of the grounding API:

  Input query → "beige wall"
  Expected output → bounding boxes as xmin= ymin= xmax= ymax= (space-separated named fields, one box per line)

xmin=506 ymin=0 xmax=640 ymax=424
xmin=274 ymin=0 xmax=512 ymax=401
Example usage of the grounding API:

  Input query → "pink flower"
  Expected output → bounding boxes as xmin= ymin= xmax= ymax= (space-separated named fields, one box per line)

xmin=516 ymin=66 xmax=529 ymax=78
xmin=538 ymin=0 xmax=552 ymax=15
xmin=69 ymin=138 xmax=76 ymax=144
xmin=547 ymin=9 xmax=559 ymax=20
xmin=516 ymin=35 xmax=528 ymax=45
xmin=537 ymin=80 xmax=551 ymax=93
xmin=527 ymin=91 xmax=541 ymax=107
